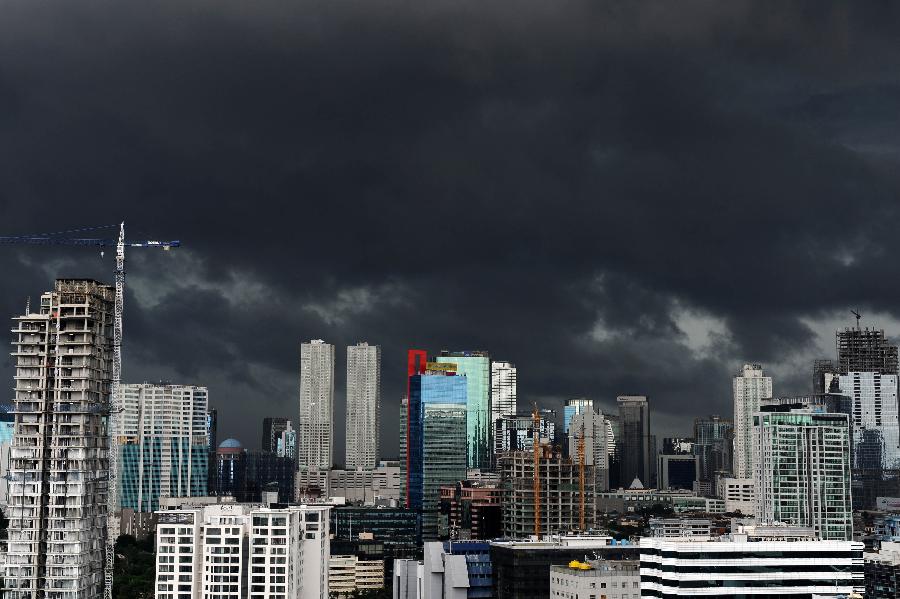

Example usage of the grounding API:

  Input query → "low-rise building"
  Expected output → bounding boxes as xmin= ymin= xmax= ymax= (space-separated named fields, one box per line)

xmin=648 ymin=518 xmax=711 ymax=539
xmin=596 ymin=485 xmax=695 ymax=514
xmin=866 ymin=541 xmax=900 ymax=599
xmin=329 ymin=555 xmax=385 ymax=596
xmin=716 ymin=477 xmax=754 ymax=515
xmin=328 ymin=460 xmax=402 ymax=505
xmin=671 ymin=496 xmax=724 ymax=514
xmin=550 ymin=559 xmax=639 ymax=599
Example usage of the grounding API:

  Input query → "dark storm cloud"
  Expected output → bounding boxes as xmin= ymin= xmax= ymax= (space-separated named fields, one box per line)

xmin=1 ymin=0 xmax=900 ymax=458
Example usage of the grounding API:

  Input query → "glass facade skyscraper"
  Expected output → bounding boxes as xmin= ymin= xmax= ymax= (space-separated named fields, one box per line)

xmin=617 ymin=395 xmax=651 ymax=486
xmin=407 ymin=370 xmax=467 ymax=540
xmin=436 ymin=351 xmax=490 ymax=470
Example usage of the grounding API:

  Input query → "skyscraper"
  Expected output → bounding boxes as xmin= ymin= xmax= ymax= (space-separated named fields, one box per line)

xmin=491 ymin=360 xmax=517 ymax=423
xmin=753 ymin=405 xmax=853 ymax=541
xmin=298 ymin=340 xmax=335 ymax=471
xmin=261 ymin=416 xmax=289 ymax=453
xmin=692 ymin=415 xmax=733 ymax=489
xmin=346 ymin=342 xmax=381 ymax=470
xmin=568 ymin=407 xmax=610 ymax=491
xmin=4 ymin=279 xmax=114 ymax=599
xmin=617 ymin=395 xmax=651 ymax=486
xmin=435 ymin=351 xmax=490 ymax=470
xmin=563 ymin=398 xmax=593 ymax=433
xmin=118 ymin=383 xmax=209 ymax=512
xmin=837 ymin=327 xmax=899 ymax=374
xmin=406 ymin=367 xmax=468 ymax=540
xmin=733 ymin=363 xmax=772 ymax=478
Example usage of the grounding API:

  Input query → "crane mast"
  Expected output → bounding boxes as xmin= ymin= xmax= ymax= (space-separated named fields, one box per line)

xmin=578 ymin=422 xmax=585 ymax=531
xmin=533 ymin=406 xmax=541 ymax=539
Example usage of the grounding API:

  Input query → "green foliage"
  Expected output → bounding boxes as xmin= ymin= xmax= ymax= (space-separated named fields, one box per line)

xmin=113 ymin=534 xmax=155 ymax=599
xmin=330 ymin=587 xmax=391 ymax=599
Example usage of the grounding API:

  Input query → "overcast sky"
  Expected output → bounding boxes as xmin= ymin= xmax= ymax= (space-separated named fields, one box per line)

xmin=1 ymin=0 xmax=900 ymax=463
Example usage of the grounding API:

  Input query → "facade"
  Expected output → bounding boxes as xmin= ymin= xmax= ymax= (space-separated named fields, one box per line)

xmin=656 ymin=454 xmax=697 ymax=491
xmin=491 ymin=536 xmax=638 ymax=599
xmin=596 ymin=487 xmax=695 ymax=514
xmin=563 ymin=398 xmax=593 ymax=434
xmin=0 ymin=409 xmax=14 ymax=506
xmin=331 ymin=506 xmax=421 ymax=581
xmin=494 ymin=411 xmax=555 ymax=454
xmin=439 ymin=481 xmax=502 ymax=540
xmin=549 ymin=559 xmax=639 ymax=599
xmin=213 ymin=439 xmax=295 ymax=503
xmin=691 ymin=415 xmax=732 ymax=487
xmin=640 ymin=534 xmax=864 ymax=598
xmin=207 ymin=407 xmax=218 ymax=494
xmin=346 ymin=342 xmax=381 ymax=470
xmin=328 ymin=460 xmax=401 ymax=504
xmin=118 ymin=383 xmax=209 ymax=512
xmin=261 ymin=417 xmax=289 ymax=454
xmin=298 ymin=339 xmax=335 ymax=471
xmin=155 ymin=503 xmax=331 ymax=599
xmin=865 ymin=541 xmax=900 ymax=599
xmin=491 ymin=361 xmax=517 ymax=427
xmin=617 ymin=396 xmax=651 ymax=486
xmin=276 ymin=421 xmax=296 ymax=460
xmin=837 ymin=326 xmax=899 ymax=374
xmin=648 ymin=518 xmax=712 ymax=539
xmin=568 ymin=408 xmax=610 ymax=491
xmin=732 ymin=363 xmax=772 ymax=479
xmin=752 ymin=407 xmax=853 ymax=540
xmin=4 ymin=279 xmax=114 ymax=599
xmin=407 ymin=370 xmax=468 ymax=539
xmin=435 ymin=352 xmax=491 ymax=470
xmin=717 ymin=477 xmax=754 ymax=515
xmin=498 ymin=451 xmax=596 ymax=538
xmin=329 ymin=555 xmax=384 ymax=596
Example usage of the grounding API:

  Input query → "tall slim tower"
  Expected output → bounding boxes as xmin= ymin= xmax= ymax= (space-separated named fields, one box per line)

xmin=490 ymin=361 xmax=517 ymax=423
xmin=118 ymin=383 xmax=209 ymax=512
xmin=345 ymin=342 xmax=381 ymax=470
xmin=733 ymin=363 xmax=772 ymax=478
xmin=298 ymin=340 xmax=335 ymax=471
xmin=4 ymin=279 xmax=114 ymax=599
xmin=617 ymin=395 xmax=650 ymax=486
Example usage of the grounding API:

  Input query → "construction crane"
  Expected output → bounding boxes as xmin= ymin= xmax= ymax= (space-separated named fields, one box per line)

xmin=851 ymin=309 xmax=862 ymax=329
xmin=0 ymin=222 xmax=179 ymax=599
xmin=578 ymin=422 xmax=586 ymax=531
xmin=532 ymin=404 xmax=541 ymax=539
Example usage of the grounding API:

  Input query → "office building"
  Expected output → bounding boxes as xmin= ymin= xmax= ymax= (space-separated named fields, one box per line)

xmin=213 ymin=439 xmax=295 ymax=503
xmin=640 ymin=529 xmax=864 ymax=598
xmin=4 ymin=279 xmax=114 ymax=599
xmin=261 ymin=417 xmax=289 ymax=454
xmin=717 ymin=477 xmax=754 ymax=515
xmin=346 ymin=342 xmax=381 ymax=470
xmin=549 ymin=559 xmax=639 ymax=599
xmin=298 ymin=339 xmax=335 ymax=471
xmin=648 ymin=518 xmax=712 ymax=539
xmin=439 ymin=481 xmax=502 ymax=540
xmin=656 ymin=454 xmax=698 ymax=491
xmin=596 ymin=486 xmax=696 ymax=514
xmin=327 ymin=460 xmax=401 ymax=504
xmin=331 ymin=506 xmax=421 ymax=584
xmin=732 ymin=363 xmax=772 ymax=479
xmin=118 ymin=383 xmax=209 ymax=513
xmin=692 ymin=415 xmax=732 ymax=488
xmin=155 ymin=502 xmax=331 ymax=599
xmin=498 ymin=451 xmax=595 ymax=538
xmin=491 ymin=361 xmax=517 ymax=424
xmin=276 ymin=421 xmax=296 ymax=460
xmin=494 ymin=411 xmax=555 ymax=454
xmin=753 ymin=406 xmax=853 ymax=540
xmin=568 ymin=408 xmax=610 ymax=491
xmin=617 ymin=395 xmax=650 ymax=486
xmin=491 ymin=536 xmax=638 ymax=599
xmin=435 ymin=351 xmax=491 ymax=470
xmin=329 ymin=555 xmax=384 ymax=597
xmin=866 ymin=541 xmax=900 ymax=599
xmin=406 ymin=367 xmax=468 ymax=539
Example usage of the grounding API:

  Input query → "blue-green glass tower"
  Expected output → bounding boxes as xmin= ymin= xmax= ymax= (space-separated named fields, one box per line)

xmin=435 ymin=351 xmax=490 ymax=470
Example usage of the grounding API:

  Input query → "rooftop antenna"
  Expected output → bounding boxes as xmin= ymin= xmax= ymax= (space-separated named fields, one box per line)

xmin=851 ymin=309 xmax=861 ymax=329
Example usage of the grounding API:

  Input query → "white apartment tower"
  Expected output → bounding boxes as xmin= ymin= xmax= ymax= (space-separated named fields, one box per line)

xmin=4 ymin=279 xmax=114 ymax=599
xmin=345 ymin=342 xmax=381 ymax=470
xmin=490 ymin=361 xmax=517 ymax=423
xmin=732 ymin=363 xmax=772 ymax=478
xmin=298 ymin=340 xmax=335 ymax=471
xmin=155 ymin=503 xmax=331 ymax=599
xmin=118 ymin=383 xmax=210 ymax=512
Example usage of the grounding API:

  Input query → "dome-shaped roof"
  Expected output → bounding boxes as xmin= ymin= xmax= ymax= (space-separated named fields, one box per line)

xmin=218 ymin=438 xmax=243 ymax=449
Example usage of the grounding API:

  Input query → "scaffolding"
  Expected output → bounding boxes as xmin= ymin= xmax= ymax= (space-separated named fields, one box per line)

xmin=836 ymin=327 xmax=899 ymax=375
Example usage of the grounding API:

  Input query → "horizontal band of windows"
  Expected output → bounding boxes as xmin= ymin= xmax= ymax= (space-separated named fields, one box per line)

xmin=641 ymin=550 xmax=863 ymax=560
xmin=644 ymin=564 xmax=860 ymax=574
xmin=641 ymin=576 xmax=859 ymax=588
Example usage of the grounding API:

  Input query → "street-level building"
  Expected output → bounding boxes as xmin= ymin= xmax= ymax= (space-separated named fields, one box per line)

xmin=550 ymin=559 xmax=639 ymax=599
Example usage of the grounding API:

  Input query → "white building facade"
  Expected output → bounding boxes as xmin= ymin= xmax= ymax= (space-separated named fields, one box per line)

xmin=717 ymin=477 xmax=754 ymax=516
xmin=490 ymin=361 xmax=517 ymax=423
xmin=299 ymin=340 xmax=335 ymax=471
xmin=732 ymin=363 xmax=772 ymax=479
xmin=550 ymin=560 xmax=639 ymax=599
xmin=345 ymin=342 xmax=381 ymax=470
xmin=838 ymin=371 xmax=900 ymax=471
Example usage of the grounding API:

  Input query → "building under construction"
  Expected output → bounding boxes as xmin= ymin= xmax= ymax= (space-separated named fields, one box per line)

xmin=498 ymin=450 xmax=595 ymax=539
xmin=4 ymin=279 xmax=114 ymax=599
xmin=837 ymin=327 xmax=899 ymax=375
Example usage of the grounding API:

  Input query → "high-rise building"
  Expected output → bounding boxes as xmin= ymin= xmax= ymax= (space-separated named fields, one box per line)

xmin=494 ymin=411 xmax=555 ymax=454
xmin=435 ymin=351 xmax=491 ymax=470
xmin=206 ymin=407 xmax=218 ymax=494
xmin=692 ymin=415 xmax=732 ymax=488
xmin=753 ymin=406 xmax=853 ymax=540
xmin=118 ymin=383 xmax=210 ymax=512
xmin=568 ymin=408 xmax=610 ymax=491
xmin=155 ymin=503 xmax=331 ymax=599
xmin=439 ymin=481 xmax=502 ymax=541
xmin=276 ymin=421 xmax=296 ymax=460
xmin=261 ymin=417 xmax=289 ymax=453
xmin=4 ymin=279 xmax=114 ymax=599
xmin=0 ymin=408 xmax=14 ymax=507
xmin=299 ymin=340 xmax=335 ymax=471
xmin=837 ymin=326 xmax=899 ymax=374
xmin=617 ymin=395 xmax=650 ymax=486
xmin=490 ymin=361 xmax=517 ymax=424
xmin=346 ymin=342 xmax=381 ymax=470
xmin=563 ymin=398 xmax=593 ymax=434
xmin=498 ymin=451 xmax=595 ymax=538
xmin=732 ymin=363 xmax=772 ymax=479
xmin=407 ymin=368 xmax=468 ymax=539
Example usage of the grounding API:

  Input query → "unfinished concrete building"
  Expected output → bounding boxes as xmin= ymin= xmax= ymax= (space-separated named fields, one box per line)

xmin=837 ymin=327 xmax=899 ymax=375
xmin=499 ymin=450 xmax=595 ymax=539
xmin=4 ymin=279 xmax=114 ymax=599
